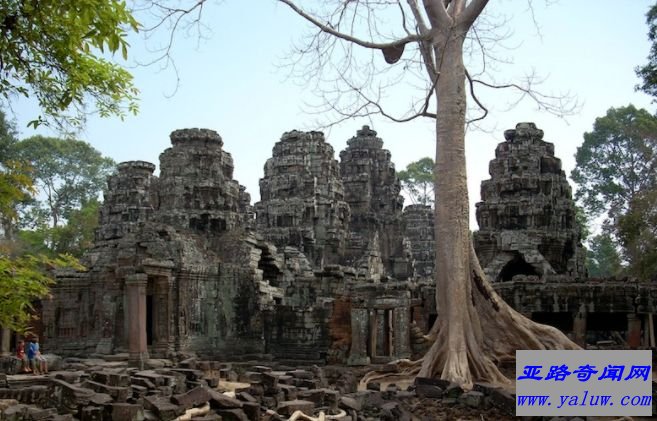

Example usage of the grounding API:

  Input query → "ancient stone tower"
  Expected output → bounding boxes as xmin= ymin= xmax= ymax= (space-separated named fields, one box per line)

xmin=154 ymin=128 xmax=247 ymax=239
xmin=339 ymin=126 xmax=407 ymax=278
xmin=95 ymin=160 xmax=156 ymax=244
xmin=255 ymin=130 xmax=350 ymax=268
xmin=474 ymin=122 xmax=586 ymax=281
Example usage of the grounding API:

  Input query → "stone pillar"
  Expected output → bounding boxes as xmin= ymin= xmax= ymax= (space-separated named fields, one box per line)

xmin=393 ymin=307 xmax=411 ymax=359
xmin=626 ymin=313 xmax=642 ymax=349
xmin=126 ymin=274 xmax=149 ymax=368
xmin=369 ymin=310 xmax=378 ymax=359
xmin=151 ymin=276 xmax=172 ymax=357
xmin=572 ymin=306 xmax=587 ymax=348
xmin=347 ymin=308 xmax=370 ymax=366
xmin=1 ymin=328 xmax=11 ymax=356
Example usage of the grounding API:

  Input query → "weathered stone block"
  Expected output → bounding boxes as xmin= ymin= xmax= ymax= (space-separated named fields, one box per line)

xmin=215 ymin=408 xmax=249 ymax=421
xmin=143 ymin=395 xmax=185 ymax=421
xmin=276 ymin=399 xmax=314 ymax=417
xmin=171 ymin=386 xmax=212 ymax=410
xmin=109 ymin=403 xmax=145 ymax=421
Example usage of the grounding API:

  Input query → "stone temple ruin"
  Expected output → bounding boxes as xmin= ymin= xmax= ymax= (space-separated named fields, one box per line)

xmin=4 ymin=123 xmax=656 ymax=368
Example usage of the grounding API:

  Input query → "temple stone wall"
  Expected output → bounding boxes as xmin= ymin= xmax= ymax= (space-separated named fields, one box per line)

xmin=474 ymin=122 xmax=587 ymax=281
xmin=255 ymin=130 xmax=350 ymax=269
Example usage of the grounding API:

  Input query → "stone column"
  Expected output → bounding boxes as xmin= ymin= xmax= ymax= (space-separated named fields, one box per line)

xmin=347 ymin=308 xmax=370 ymax=365
xmin=626 ymin=313 xmax=642 ymax=349
xmin=1 ymin=328 xmax=11 ymax=356
xmin=365 ymin=310 xmax=379 ymax=357
xmin=572 ymin=307 xmax=587 ymax=348
xmin=126 ymin=274 xmax=149 ymax=368
xmin=151 ymin=276 xmax=172 ymax=357
xmin=393 ymin=307 xmax=411 ymax=359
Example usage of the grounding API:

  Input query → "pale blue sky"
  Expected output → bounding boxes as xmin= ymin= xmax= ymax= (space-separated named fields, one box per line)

xmin=9 ymin=0 xmax=656 ymax=229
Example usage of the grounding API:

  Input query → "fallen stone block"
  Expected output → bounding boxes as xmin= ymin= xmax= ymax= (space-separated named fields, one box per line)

xmin=109 ymin=403 xmax=145 ymax=421
xmin=131 ymin=376 xmax=156 ymax=389
xmin=240 ymin=371 xmax=262 ymax=383
xmin=82 ymin=380 xmax=131 ymax=402
xmin=25 ymin=406 xmax=58 ymax=420
xmin=338 ymin=396 xmax=361 ymax=411
xmin=278 ymin=384 xmax=297 ymax=401
xmin=215 ymin=408 xmax=250 ymax=421
xmin=206 ymin=387 xmax=243 ymax=409
xmin=276 ymin=399 xmax=314 ymax=417
xmin=241 ymin=401 xmax=261 ymax=421
xmin=171 ymin=386 xmax=213 ymax=410
xmin=413 ymin=377 xmax=444 ymax=398
xmin=489 ymin=387 xmax=515 ymax=415
xmin=261 ymin=372 xmax=279 ymax=395
xmin=285 ymin=370 xmax=313 ymax=380
xmin=169 ymin=368 xmax=204 ymax=382
xmin=459 ymin=390 xmax=485 ymax=408
xmin=90 ymin=371 xmax=130 ymax=387
xmin=143 ymin=395 xmax=185 ymax=421
xmin=79 ymin=405 xmax=103 ymax=421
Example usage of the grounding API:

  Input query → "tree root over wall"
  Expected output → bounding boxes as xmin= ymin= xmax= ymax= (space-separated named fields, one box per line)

xmin=361 ymin=241 xmax=580 ymax=390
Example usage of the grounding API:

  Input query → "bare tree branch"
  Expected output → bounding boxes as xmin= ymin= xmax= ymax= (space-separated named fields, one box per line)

xmin=460 ymin=0 xmax=490 ymax=29
xmin=278 ymin=0 xmax=425 ymax=50
xmin=465 ymin=69 xmax=488 ymax=124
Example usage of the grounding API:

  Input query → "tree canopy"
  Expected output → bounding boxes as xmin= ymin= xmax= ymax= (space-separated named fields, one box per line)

xmin=636 ymin=2 xmax=657 ymax=100
xmin=13 ymin=136 xmax=115 ymax=228
xmin=572 ymin=104 xmax=657 ymax=227
xmin=398 ymin=157 xmax=435 ymax=206
xmin=0 ymin=0 xmax=139 ymax=128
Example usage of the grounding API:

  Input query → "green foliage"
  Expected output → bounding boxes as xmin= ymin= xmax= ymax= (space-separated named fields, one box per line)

xmin=636 ymin=3 xmax=657 ymax=100
xmin=398 ymin=157 xmax=435 ymax=206
xmin=0 ymin=0 xmax=140 ymax=128
xmin=0 ymin=252 xmax=82 ymax=333
xmin=13 ymin=136 xmax=114 ymax=228
xmin=585 ymin=233 xmax=623 ymax=278
xmin=574 ymin=205 xmax=590 ymax=242
xmin=618 ymin=188 xmax=657 ymax=280
xmin=571 ymin=105 xmax=657 ymax=228
xmin=18 ymin=199 xmax=100 ymax=258
xmin=0 ymin=110 xmax=34 ymax=238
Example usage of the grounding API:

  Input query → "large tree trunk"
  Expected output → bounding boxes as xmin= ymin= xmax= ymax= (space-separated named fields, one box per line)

xmin=413 ymin=30 xmax=579 ymax=389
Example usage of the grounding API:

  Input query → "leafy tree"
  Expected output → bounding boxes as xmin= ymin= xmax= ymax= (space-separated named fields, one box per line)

xmin=278 ymin=0 xmax=577 ymax=387
xmin=572 ymin=105 xmax=657 ymax=231
xmin=398 ymin=157 xmax=435 ymax=206
xmin=0 ymin=0 xmax=139 ymax=129
xmin=13 ymin=136 xmax=114 ymax=228
xmin=636 ymin=3 xmax=657 ymax=100
xmin=0 ymin=252 xmax=82 ymax=333
xmin=586 ymin=234 xmax=623 ymax=278
xmin=0 ymin=109 xmax=33 ymax=240
xmin=18 ymin=199 xmax=100 ymax=258
xmin=618 ymin=188 xmax=657 ymax=280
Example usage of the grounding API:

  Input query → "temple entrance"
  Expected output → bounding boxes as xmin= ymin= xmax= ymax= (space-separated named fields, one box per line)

xmin=498 ymin=253 xmax=539 ymax=281
xmin=146 ymin=294 xmax=153 ymax=346
xmin=368 ymin=308 xmax=395 ymax=363
xmin=531 ymin=312 xmax=573 ymax=332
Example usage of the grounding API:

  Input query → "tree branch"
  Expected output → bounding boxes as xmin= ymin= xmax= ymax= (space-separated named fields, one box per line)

xmin=278 ymin=0 xmax=424 ymax=50
xmin=459 ymin=0 xmax=489 ymax=29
